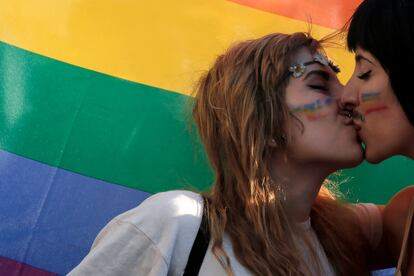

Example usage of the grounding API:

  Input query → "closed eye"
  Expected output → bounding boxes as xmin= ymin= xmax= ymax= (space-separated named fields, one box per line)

xmin=357 ymin=70 xmax=372 ymax=80
xmin=308 ymin=84 xmax=328 ymax=91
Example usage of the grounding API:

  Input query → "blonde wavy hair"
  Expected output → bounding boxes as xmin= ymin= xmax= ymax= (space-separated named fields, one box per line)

xmin=192 ymin=33 xmax=370 ymax=275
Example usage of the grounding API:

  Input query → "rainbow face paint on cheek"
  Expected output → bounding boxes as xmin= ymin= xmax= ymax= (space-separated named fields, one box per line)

xmin=361 ymin=92 xmax=381 ymax=101
xmin=361 ymin=91 xmax=388 ymax=115
xmin=364 ymin=106 xmax=389 ymax=115
xmin=290 ymin=97 xmax=334 ymax=120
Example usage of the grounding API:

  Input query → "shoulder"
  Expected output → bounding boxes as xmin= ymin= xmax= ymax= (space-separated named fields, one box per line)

xmin=352 ymin=202 xmax=382 ymax=224
xmin=351 ymin=203 xmax=383 ymax=249
xmin=71 ymin=190 xmax=205 ymax=276
xmin=383 ymin=186 xmax=414 ymax=258
xmin=116 ymin=190 xmax=204 ymax=228
xmin=383 ymin=186 xmax=414 ymax=235
xmin=116 ymin=190 xmax=205 ymax=271
xmin=384 ymin=186 xmax=414 ymax=222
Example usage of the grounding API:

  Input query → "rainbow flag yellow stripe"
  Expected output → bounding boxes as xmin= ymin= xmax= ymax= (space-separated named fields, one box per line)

xmin=0 ymin=0 xmax=356 ymax=95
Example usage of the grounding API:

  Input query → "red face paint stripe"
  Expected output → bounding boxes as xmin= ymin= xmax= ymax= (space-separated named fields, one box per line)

xmin=364 ymin=106 xmax=388 ymax=115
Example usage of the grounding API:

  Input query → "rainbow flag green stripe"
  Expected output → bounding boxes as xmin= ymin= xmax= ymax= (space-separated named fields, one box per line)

xmin=340 ymin=157 xmax=413 ymax=204
xmin=0 ymin=41 xmax=212 ymax=194
xmin=1 ymin=40 xmax=412 ymax=205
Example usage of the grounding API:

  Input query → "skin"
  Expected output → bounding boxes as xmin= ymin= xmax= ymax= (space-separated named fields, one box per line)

xmin=383 ymin=186 xmax=414 ymax=274
xmin=341 ymin=47 xmax=414 ymax=163
xmin=269 ymin=48 xmax=395 ymax=270
xmin=268 ymin=47 xmax=363 ymax=222
xmin=341 ymin=47 xmax=414 ymax=271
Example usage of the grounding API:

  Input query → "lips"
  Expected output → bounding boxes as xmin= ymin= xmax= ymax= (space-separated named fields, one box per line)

xmin=339 ymin=109 xmax=363 ymax=131
xmin=339 ymin=110 xmax=353 ymax=125
xmin=337 ymin=110 xmax=366 ymax=158
xmin=351 ymin=110 xmax=365 ymax=122
xmin=353 ymin=121 xmax=366 ymax=155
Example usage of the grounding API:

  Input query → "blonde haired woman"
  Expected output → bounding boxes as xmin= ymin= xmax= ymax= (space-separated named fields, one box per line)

xmin=69 ymin=33 xmax=389 ymax=275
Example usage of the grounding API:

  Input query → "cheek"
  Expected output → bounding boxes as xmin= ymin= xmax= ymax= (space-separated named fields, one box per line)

xmin=363 ymin=93 xmax=411 ymax=147
xmin=360 ymin=91 xmax=389 ymax=115
xmin=360 ymin=77 xmax=395 ymax=116
xmin=359 ymin=84 xmax=412 ymax=159
xmin=363 ymin=119 xmax=408 ymax=162
xmin=290 ymin=116 xmax=338 ymax=150
xmin=287 ymin=124 xmax=337 ymax=163
xmin=290 ymin=96 xmax=335 ymax=121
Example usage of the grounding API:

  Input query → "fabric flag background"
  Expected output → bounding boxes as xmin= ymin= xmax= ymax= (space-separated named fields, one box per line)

xmin=0 ymin=0 xmax=411 ymax=275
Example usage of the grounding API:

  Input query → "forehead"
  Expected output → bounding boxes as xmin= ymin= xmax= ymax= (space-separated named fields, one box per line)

xmin=292 ymin=47 xmax=315 ymax=64
xmin=290 ymin=47 xmax=338 ymax=78
xmin=355 ymin=47 xmax=378 ymax=65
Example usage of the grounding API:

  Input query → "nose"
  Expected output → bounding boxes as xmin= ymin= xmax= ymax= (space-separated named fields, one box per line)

xmin=333 ymin=81 xmax=345 ymax=102
xmin=340 ymin=77 xmax=360 ymax=110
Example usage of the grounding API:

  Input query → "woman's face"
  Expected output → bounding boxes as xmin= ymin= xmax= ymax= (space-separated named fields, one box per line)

xmin=341 ymin=48 xmax=414 ymax=163
xmin=283 ymin=48 xmax=363 ymax=170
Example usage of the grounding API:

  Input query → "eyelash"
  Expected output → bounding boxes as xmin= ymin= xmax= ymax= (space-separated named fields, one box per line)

xmin=357 ymin=70 xmax=372 ymax=80
xmin=308 ymin=85 xmax=328 ymax=91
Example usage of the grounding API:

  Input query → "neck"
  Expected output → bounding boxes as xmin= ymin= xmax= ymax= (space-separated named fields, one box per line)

xmin=405 ymin=146 xmax=414 ymax=159
xmin=402 ymin=125 xmax=414 ymax=159
xmin=270 ymin=153 xmax=333 ymax=223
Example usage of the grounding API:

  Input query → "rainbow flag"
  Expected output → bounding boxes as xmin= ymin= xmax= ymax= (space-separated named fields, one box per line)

xmin=0 ymin=1 xmax=410 ymax=274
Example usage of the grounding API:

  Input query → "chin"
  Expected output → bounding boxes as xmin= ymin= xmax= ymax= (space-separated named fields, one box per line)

xmin=342 ymin=155 xmax=363 ymax=168
xmin=363 ymin=138 xmax=401 ymax=163
xmin=339 ymin=146 xmax=364 ymax=168
xmin=364 ymin=147 xmax=389 ymax=164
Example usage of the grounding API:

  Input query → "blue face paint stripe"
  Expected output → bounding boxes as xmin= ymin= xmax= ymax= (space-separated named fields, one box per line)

xmin=361 ymin=92 xmax=381 ymax=102
xmin=291 ymin=97 xmax=333 ymax=114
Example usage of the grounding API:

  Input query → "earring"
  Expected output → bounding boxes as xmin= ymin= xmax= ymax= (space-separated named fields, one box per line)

xmin=268 ymin=138 xmax=277 ymax=147
xmin=276 ymin=182 xmax=287 ymax=202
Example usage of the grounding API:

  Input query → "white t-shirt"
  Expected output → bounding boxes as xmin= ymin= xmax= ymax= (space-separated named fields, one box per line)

xmin=68 ymin=190 xmax=381 ymax=276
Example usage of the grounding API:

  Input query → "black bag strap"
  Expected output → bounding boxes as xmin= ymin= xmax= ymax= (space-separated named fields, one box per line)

xmin=183 ymin=196 xmax=210 ymax=276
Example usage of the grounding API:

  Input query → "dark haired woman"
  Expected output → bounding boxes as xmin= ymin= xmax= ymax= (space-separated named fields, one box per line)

xmin=340 ymin=0 xmax=414 ymax=274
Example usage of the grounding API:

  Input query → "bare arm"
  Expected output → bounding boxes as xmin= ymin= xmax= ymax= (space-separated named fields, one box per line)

xmin=383 ymin=186 xmax=414 ymax=273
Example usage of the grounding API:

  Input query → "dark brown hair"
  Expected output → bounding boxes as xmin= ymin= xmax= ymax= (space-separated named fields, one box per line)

xmin=346 ymin=0 xmax=414 ymax=125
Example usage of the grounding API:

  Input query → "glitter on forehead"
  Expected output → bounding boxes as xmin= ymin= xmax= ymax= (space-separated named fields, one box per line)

xmin=288 ymin=52 xmax=340 ymax=79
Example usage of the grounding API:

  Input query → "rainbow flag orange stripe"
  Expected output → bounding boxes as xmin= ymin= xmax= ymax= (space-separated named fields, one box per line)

xmin=229 ymin=0 xmax=362 ymax=29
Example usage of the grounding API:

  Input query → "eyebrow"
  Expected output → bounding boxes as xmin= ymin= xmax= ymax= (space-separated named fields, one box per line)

xmin=355 ymin=54 xmax=375 ymax=65
xmin=304 ymin=70 xmax=330 ymax=81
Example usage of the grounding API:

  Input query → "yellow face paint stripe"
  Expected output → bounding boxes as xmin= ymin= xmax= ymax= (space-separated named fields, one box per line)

xmin=0 ymin=0 xmax=354 ymax=95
